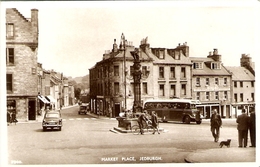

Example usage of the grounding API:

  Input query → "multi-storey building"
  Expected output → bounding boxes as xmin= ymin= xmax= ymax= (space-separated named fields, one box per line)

xmin=6 ymin=8 xmax=39 ymax=121
xmin=190 ymin=49 xmax=232 ymax=118
xmin=225 ymin=54 xmax=255 ymax=117
xmin=89 ymin=35 xmax=192 ymax=117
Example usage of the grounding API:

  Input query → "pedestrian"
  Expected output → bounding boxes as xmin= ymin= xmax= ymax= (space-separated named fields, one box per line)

xmin=137 ymin=110 xmax=149 ymax=135
xmin=151 ymin=111 xmax=160 ymax=134
xmin=210 ymin=109 xmax=222 ymax=142
xmin=236 ymin=109 xmax=250 ymax=148
xmin=249 ymin=110 xmax=256 ymax=147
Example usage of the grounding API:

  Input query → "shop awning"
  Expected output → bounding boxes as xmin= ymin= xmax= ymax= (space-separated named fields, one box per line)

xmin=38 ymin=95 xmax=50 ymax=104
xmin=45 ymin=95 xmax=56 ymax=103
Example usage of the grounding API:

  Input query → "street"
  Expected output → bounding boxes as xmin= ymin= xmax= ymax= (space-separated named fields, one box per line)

xmin=7 ymin=106 xmax=254 ymax=165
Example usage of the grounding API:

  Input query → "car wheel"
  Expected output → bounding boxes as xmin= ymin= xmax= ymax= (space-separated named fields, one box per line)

xmin=59 ymin=127 xmax=62 ymax=131
xmin=43 ymin=127 xmax=47 ymax=131
xmin=196 ymin=121 xmax=202 ymax=124
xmin=184 ymin=116 xmax=191 ymax=124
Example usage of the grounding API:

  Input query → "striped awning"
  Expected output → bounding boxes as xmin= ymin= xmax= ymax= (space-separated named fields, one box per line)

xmin=45 ymin=95 xmax=56 ymax=103
xmin=38 ymin=95 xmax=50 ymax=104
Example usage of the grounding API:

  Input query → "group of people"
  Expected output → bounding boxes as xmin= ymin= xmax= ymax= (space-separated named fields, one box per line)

xmin=137 ymin=110 xmax=160 ymax=135
xmin=210 ymin=108 xmax=256 ymax=148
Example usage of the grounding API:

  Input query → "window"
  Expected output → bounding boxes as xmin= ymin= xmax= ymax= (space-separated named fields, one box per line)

xmin=159 ymin=84 xmax=165 ymax=96
xmin=234 ymin=81 xmax=237 ymax=88
xmin=6 ymin=23 xmax=14 ymax=38
xmin=196 ymin=78 xmax=200 ymax=86
xmin=114 ymin=82 xmax=119 ymax=95
xmin=6 ymin=74 xmax=13 ymax=93
xmin=175 ymin=51 xmax=180 ymax=60
xmin=240 ymin=93 xmax=244 ymax=102
xmin=224 ymin=78 xmax=227 ymax=85
xmin=6 ymin=48 xmax=14 ymax=65
xmin=251 ymin=93 xmax=254 ymax=101
xmin=181 ymin=84 xmax=186 ymax=95
xmin=159 ymin=67 xmax=164 ymax=78
xmin=159 ymin=50 xmax=165 ymax=59
xmin=130 ymin=66 xmax=134 ymax=76
xmin=234 ymin=93 xmax=237 ymax=102
xmin=215 ymin=78 xmax=219 ymax=85
xmin=206 ymin=78 xmax=210 ymax=86
xmin=170 ymin=67 xmax=175 ymax=78
xmin=193 ymin=62 xmax=202 ymax=69
xmin=142 ymin=82 xmax=147 ymax=94
xmin=181 ymin=67 xmax=186 ymax=78
xmin=240 ymin=81 xmax=243 ymax=87
xmin=170 ymin=85 xmax=176 ymax=97
xmin=212 ymin=62 xmax=220 ymax=69
xmin=142 ymin=66 xmax=148 ymax=77
xmin=215 ymin=92 xmax=219 ymax=100
xmin=206 ymin=92 xmax=210 ymax=100
xmin=114 ymin=65 xmax=119 ymax=76
xmin=240 ymin=93 xmax=243 ymax=102
xmin=251 ymin=81 xmax=254 ymax=87
xmin=196 ymin=92 xmax=200 ymax=100
xmin=224 ymin=91 xmax=228 ymax=100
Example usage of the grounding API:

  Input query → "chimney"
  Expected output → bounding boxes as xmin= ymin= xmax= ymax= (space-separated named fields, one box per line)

xmin=31 ymin=9 xmax=38 ymax=43
xmin=213 ymin=48 xmax=218 ymax=55
xmin=112 ymin=39 xmax=118 ymax=52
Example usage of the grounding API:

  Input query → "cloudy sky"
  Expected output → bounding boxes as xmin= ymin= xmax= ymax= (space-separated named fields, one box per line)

xmin=1 ymin=1 xmax=259 ymax=78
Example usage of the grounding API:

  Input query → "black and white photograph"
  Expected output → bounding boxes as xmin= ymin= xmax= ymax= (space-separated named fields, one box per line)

xmin=1 ymin=1 xmax=259 ymax=167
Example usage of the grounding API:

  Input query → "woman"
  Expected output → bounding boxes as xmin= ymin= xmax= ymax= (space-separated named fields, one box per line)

xmin=151 ymin=111 xmax=160 ymax=134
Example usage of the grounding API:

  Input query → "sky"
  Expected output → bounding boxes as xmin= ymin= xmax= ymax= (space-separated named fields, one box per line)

xmin=1 ymin=1 xmax=259 ymax=78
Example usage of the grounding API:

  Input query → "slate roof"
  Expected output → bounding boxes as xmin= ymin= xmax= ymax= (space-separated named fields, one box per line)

xmin=190 ymin=57 xmax=231 ymax=76
xmin=225 ymin=66 xmax=255 ymax=81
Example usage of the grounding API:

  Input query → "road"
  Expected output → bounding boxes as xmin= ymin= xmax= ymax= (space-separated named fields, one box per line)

xmin=6 ymin=105 xmax=246 ymax=165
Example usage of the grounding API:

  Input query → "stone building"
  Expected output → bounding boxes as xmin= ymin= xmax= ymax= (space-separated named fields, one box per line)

xmin=89 ymin=34 xmax=192 ymax=117
xmin=190 ymin=49 xmax=232 ymax=118
xmin=6 ymin=8 xmax=39 ymax=121
xmin=225 ymin=54 xmax=255 ymax=117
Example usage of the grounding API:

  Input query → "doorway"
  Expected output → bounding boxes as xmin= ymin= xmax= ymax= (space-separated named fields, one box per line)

xmin=114 ymin=103 xmax=120 ymax=117
xmin=28 ymin=100 xmax=36 ymax=120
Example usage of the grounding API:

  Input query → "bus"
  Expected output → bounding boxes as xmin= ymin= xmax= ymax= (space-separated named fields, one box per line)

xmin=143 ymin=99 xmax=202 ymax=124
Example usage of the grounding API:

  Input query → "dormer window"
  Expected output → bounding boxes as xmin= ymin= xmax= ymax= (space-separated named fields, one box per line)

xmin=175 ymin=50 xmax=180 ymax=60
xmin=193 ymin=62 xmax=203 ymax=69
xmin=155 ymin=49 xmax=165 ymax=59
xmin=211 ymin=62 xmax=221 ymax=69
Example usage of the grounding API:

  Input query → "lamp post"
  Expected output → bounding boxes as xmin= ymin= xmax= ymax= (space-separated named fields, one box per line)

xmin=131 ymin=49 xmax=142 ymax=113
xmin=121 ymin=33 xmax=127 ymax=110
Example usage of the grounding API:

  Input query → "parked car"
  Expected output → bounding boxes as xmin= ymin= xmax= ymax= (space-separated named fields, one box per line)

xmin=42 ymin=111 xmax=62 ymax=131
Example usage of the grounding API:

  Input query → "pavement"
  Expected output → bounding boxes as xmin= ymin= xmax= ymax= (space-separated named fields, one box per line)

xmin=14 ymin=108 xmax=257 ymax=163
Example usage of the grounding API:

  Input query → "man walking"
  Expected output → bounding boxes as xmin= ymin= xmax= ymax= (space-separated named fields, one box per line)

xmin=137 ymin=110 xmax=149 ymax=135
xmin=236 ymin=109 xmax=250 ymax=148
xmin=151 ymin=111 xmax=160 ymax=134
xmin=210 ymin=109 xmax=222 ymax=142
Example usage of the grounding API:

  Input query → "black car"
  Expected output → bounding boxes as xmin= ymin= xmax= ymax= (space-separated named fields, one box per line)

xmin=42 ymin=111 xmax=62 ymax=131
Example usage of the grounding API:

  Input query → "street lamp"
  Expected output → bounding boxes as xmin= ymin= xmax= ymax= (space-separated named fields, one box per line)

xmin=121 ymin=33 xmax=127 ymax=110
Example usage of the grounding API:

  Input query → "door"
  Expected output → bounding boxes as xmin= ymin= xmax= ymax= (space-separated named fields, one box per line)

xmin=114 ymin=103 xmax=120 ymax=117
xmin=28 ymin=100 xmax=36 ymax=120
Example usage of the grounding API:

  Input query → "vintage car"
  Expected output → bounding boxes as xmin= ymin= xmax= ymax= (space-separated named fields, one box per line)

xmin=78 ymin=104 xmax=89 ymax=115
xmin=42 ymin=111 xmax=62 ymax=131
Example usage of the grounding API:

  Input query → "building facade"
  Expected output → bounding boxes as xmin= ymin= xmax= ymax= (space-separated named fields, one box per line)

xmin=190 ymin=49 xmax=232 ymax=118
xmin=89 ymin=35 xmax=192 ymax=117
xmin=225 ymin=54 xmax=255 ymax=117
xmin=6 ymin=8 xmax=39 ymax=121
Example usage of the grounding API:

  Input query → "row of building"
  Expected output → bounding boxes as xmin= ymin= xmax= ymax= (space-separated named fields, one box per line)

xmin=6 ymin=8 xmax=75 ymax=122
xmin=89 ymin=34 xmax=255 ymax=119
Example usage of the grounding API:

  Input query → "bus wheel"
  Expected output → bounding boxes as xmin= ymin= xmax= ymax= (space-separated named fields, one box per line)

xmin=184 ymin=116 xmax=191 ymax=124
